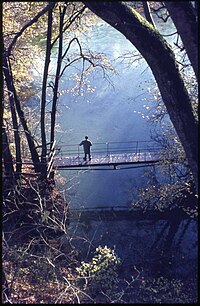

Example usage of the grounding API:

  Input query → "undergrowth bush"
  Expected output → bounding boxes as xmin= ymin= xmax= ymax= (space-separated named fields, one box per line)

xmin=2 ymin=242 xmax=197 ymax=304
xmin=76 ymin=245 xmax=121 ymax=297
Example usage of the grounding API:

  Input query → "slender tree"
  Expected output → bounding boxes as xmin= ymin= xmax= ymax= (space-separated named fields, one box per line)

xmin=164 ymin=1 xmax=198 ymax=79
xmin=50 ymin=5 xmax=66 ymax=149
xmin=3 ymin=47 xmax=41 ymax=174
xmin=2 ymin=51 xmax=22 ymax=176
xmin=142 ymin=1 xmax=156 ymax=27
xmin=2 ymin=125 xmax=14 ymax=179
xmin=40 ymin=2 xmax=55 ymax=175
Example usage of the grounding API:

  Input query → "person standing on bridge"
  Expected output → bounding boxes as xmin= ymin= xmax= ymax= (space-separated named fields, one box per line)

xmin=79 ymin=136 xmax=92 ymax=161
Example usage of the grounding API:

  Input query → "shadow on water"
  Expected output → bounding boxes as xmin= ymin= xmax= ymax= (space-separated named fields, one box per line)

xmin=66 ymin=207 xmax=197 ymax=280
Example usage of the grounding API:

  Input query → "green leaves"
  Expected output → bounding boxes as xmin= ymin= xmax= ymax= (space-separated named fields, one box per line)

xmin=76 ymin=245 xmax=121 ymax=293
xmin=41 ymin=210 xmax=50 ymax=223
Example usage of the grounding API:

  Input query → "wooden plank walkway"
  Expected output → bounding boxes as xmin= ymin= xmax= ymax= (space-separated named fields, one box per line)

xmin=54 ymin=151 xmax=161 ymax=169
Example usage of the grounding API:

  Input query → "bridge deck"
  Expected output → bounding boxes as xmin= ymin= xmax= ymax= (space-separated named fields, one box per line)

xmin=54 ymin=151 xmax=161 ymax=169
xmin=51 ymin=141 xmax=163 ymax=169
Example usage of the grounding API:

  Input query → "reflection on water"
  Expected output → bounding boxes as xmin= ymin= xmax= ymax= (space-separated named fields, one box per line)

xmin=66 ymin=211 xmax=197 ymax=279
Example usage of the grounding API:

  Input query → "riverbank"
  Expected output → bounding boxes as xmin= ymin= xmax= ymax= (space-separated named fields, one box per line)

xmin=2 ymin=175 xmax=198 ymax=304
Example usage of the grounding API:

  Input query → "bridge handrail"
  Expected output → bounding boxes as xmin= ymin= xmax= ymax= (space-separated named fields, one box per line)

xmin=47 ymin=140 xmax=57 ymax=178
xmin=59 ymin=140 xmax=159 ymax=146
xmin=56 ymin=140 xmax=162 ymax=157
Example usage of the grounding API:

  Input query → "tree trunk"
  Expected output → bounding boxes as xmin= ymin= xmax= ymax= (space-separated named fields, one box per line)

xmin=142 ymin=1 xmax=156 ymax=27
xmin=50 ymin=6 xmax=66 ymax=149
xmin=164 ymin=1 xmax=198 ymax=79
xmin=12 ymin=84 xmax=41 ymax=173
xmin=41 ymin=3 xmax=55 ymax=173
xmin=2 ymin=125 xmax=15 ymax=178
xmin=83 ymin=1 xmax=198 ymax=190
xmin=3 ymin=52 xmax=22 ymax=176
xmin=3 ymin=48 xmax=41 ymax=174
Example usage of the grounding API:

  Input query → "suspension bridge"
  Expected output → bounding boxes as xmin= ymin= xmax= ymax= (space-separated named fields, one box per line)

xmin=2 ymin=140 xmax=163 ymax=179
xmin=53 ymin=140 xmax=163 ymax=171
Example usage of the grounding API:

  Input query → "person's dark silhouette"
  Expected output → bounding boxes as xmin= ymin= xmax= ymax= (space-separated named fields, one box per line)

xmin=79 ymin=136 xmax=92 ymax=161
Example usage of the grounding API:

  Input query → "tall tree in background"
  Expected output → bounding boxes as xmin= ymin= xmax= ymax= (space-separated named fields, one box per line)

xmin=50 ymin=4 xmax=66 ymax=150
xmin=40 ymin=2 xmax=55 ymax=175
xmin=142 ymin=1 xmax=156 ymax=27
xmin=83 ymin=1 xmax=198 ymax=191
xmin=2 ymin=125 xmax=15 ymax=180
xmin=164 ymin=1 xmax=198 ymax=79
xmin=49 ymin=3 xmax=86 ymax=149
xmin=3 ymin=50 xmax=22 ymax=176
